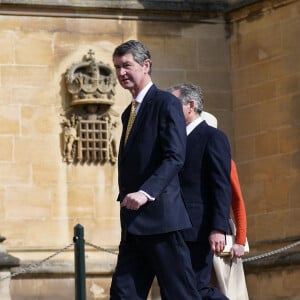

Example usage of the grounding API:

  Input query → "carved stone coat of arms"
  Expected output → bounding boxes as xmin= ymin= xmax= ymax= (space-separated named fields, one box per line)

xmin=62 ymin=50 xmax=118 ymax=164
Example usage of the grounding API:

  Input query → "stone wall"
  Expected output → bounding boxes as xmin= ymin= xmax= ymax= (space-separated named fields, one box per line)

xmin=228 ymin=1 xmax=300 ymax=299
xmin=230 ymin=0 xmax=300 ymax=243
xmin=0 ymin=0 xmax=299 ymax=299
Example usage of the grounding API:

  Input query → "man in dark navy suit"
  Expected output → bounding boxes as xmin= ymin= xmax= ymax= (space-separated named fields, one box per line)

xmin=110 ymin=41 xmax=201 ymax=300
xmin=168 ymin=83 xmax=231 ymax=300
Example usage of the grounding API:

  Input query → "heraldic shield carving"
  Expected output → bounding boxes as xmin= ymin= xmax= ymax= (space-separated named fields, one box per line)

xmin=62 ymin=50 xmax=118 ymax=164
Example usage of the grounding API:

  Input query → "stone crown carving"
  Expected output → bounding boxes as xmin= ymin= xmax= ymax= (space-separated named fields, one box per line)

xmin=65 ymin=49 xmax=117 ymax=106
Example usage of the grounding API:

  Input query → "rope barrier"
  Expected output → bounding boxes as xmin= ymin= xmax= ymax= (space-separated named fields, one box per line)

xmin=1 ymin=238 xmax=300 ymax=282
xmin=242 ymin=239 xmax=300 ymax=263
xmin=0 ymin=243 xmax=74 ymax=281
xmin=85 ymin=241 xmax=118 ymax=255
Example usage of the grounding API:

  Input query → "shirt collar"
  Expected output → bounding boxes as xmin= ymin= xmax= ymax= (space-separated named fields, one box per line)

xmin=134 ymin=82 xmax=153 ymax=104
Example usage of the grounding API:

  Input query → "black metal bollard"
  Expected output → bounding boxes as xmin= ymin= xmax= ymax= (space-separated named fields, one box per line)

xmin=73 ymin=224 xmax=86 ymax=300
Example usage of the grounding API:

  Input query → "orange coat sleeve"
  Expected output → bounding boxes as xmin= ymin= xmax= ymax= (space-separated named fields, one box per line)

xmin=231 ymin=160 xmax=247 ymax=245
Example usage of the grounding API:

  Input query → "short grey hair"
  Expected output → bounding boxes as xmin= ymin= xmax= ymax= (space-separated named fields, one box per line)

xmin=167 ymin=83 xmax=204 ymax=114
xmin=113 ymin=40 xmax=152 ymax=74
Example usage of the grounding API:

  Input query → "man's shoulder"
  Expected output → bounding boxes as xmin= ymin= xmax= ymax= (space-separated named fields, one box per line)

xmin=194 ymin=122 xmax=229 ymax=144
xmin=147 ymin=85 xmax=180 ymax=107
xmin=203 ymin=122 xmax=228 ymax=137
xmin=149 ymin=85 xmax=174 ymax=99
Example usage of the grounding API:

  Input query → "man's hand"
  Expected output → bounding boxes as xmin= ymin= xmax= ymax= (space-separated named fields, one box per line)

xmin=209 ymin=230 xmax=226 ymax=254
xmin=121 ymin=192 xmax=148 ymax=210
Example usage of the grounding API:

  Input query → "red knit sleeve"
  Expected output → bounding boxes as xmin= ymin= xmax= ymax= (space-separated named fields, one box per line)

xmin=231 ymin=160 xmax=247 ymax=245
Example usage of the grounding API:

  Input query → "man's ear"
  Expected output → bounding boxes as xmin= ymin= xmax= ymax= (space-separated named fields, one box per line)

xmin=143 ymin=59 xmax=151 ymax=72
xmin=188 ymin=100 xmax=195 ymax=112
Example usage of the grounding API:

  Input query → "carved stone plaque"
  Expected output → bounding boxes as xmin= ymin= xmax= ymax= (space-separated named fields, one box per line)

xmin=62 ymin=50 xmax=118 ymax=164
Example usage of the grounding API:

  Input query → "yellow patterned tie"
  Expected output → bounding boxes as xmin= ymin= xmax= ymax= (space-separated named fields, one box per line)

xmin=124 ymin=100 xmax=137 ymax=145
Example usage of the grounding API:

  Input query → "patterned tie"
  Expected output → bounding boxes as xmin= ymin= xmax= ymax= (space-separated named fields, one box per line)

xmin=124 ymin=100 xmax=137 ymax=145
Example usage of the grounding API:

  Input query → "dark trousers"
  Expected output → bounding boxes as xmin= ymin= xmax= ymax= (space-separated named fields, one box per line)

xmin=110 ymin=231 xmax=201 ymax=300
xmin=187 ymin=241 xmax=229 ymax=300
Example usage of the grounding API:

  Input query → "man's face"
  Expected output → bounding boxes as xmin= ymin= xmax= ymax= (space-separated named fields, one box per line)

xmin=113 ymin=53 xmax=150 ymax=92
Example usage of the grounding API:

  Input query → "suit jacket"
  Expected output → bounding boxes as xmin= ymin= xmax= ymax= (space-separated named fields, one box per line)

xmin=118 ymin=84 xmax=192 ymax=235
xmin=180 ymin=121 xmax=231 ymax=242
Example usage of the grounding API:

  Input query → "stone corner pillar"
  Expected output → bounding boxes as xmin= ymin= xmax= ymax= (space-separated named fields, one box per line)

xmin=0 ymin=237 xmax=20 ymax=300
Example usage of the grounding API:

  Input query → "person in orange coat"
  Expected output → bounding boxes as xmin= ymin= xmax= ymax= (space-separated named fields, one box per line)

xmin=202 ymin=111 xmax=249 ymax=300
xmin=230 ymin=159 xmax=247 ymax=257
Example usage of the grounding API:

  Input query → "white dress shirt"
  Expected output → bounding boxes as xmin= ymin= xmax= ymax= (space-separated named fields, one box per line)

xmin=134 ymin=81 xmax=153 ymax=114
